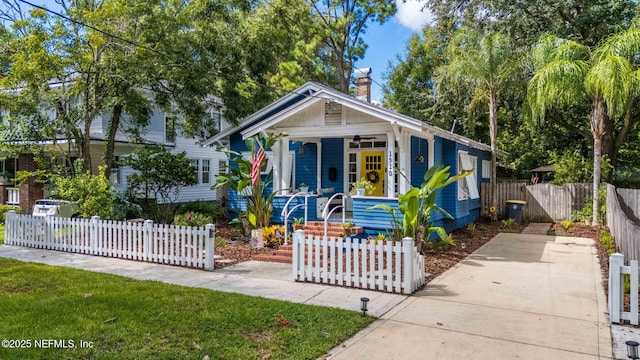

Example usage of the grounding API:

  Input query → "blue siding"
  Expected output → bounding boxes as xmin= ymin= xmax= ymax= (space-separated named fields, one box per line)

xmin=271 ymin=195 xmax=318 ymax=224
xmin=410 ymin=136 xmax=429 ymax=186
xmin=439 ymin=137 xmax=458 ymax=217
xmin=293 ymin=142 xmax=317 ymax=190
xmin=321 ymin=138 xmax=344 ymax=195
xmin=352 ymin=197 xmax=399 ymax=231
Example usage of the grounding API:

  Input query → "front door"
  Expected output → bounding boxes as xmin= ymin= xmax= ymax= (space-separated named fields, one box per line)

xmin=361 ymin=151 xmax=384 ymax=196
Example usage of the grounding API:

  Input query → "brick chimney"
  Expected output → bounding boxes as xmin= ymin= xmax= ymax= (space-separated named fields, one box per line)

xmin=354 ymin=67 xmax=372 ymax=102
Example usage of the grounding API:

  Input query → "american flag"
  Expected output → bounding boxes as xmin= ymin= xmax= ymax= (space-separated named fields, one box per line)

xmin=250 ymin=138 xmax=266 ymax=186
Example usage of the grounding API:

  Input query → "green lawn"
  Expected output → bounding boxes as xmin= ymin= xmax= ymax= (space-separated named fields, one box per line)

xmin=0 ymin=258 xmax=373 ymax=359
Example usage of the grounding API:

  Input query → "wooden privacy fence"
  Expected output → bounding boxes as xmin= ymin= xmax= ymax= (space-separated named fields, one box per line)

xmin=4 ymin=211 xmax=215 ymax=270
xmin=481 ymin=182 xmax=591 ymax=222
xmin=609 ymin=253 xmax=640 ymax=324
xmin=607 ymin=184 xmax=640 ymax=261
xmin=291 ymin=231 xmax=425 ymax=294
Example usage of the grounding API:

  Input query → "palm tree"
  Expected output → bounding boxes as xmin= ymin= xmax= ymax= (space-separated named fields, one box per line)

xmin=528 ymin=26 xmax=640 ymax=226
xmin=437 ymin=30 xmax=519 ymax=220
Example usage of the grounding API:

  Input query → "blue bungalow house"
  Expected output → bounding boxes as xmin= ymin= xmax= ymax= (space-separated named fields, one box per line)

xmin=205 ymin=76 xmax=495 ymax=235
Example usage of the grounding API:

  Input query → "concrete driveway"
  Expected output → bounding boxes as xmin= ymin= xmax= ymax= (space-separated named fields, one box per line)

xmin=327 ymin=233 xmax=612 ymax=359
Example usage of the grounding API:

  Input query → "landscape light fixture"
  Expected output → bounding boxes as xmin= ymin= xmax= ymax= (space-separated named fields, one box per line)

xmin=627 ymin=340 xmax=640 ymax=359
xmin=360 ymin=297 xmax=369 ymax=316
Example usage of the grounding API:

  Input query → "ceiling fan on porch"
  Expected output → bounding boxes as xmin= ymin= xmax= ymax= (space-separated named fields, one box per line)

xmin=352 ymin=135 xmax=376 ymax=145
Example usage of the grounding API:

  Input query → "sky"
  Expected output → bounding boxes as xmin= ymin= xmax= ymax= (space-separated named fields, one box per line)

xmin=12 ymin=0 xmax=433 ymax=103
xmin=358 ymin=0 xmax=434 ymax=102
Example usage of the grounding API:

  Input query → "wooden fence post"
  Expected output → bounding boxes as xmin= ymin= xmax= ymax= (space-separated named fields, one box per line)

xmin=292 ymin=230 xmax=304 ymax=281
xmin=5 ymin=210 xmax=16 ymax=245
xmin=91 ymin=216 xmax=100 ymax=255
xmin=610 ymin=253 xmax=624 ymax=323
xmin=204 ymin=224 xmax=215 ymax=271
xmin=143 ymin=220 xmax=153 ymax=262
xmin=45 ymin=214 xmax=54 ymax=248
xmin=402 ymin=237 xmax=414 ymax=294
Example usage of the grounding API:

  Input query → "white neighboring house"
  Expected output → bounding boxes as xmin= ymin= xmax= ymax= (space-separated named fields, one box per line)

xmin=104 ymin=104 xmax=231 ymax=203
xmin=0 ymin=90 xmax=231 ymax=212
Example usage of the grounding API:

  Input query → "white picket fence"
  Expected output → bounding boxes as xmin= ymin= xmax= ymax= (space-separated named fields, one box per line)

xmin=291 ymin=231 xmax=425 ymax=294
xmin=4 ymin=211 xmax=215 ymax=270
xmin=609 ymin=253 xmax=640 ymax=324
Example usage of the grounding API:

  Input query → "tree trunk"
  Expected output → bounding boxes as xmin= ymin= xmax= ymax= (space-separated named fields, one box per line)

xmin=104 ymin=103 xmax=123 ymax=179
xmin=590 ymin=97 xmax=606 ymax=227
xmin=82 ymin=119 xmax=92 ymax=174
xmin=489 ymin=91 xmax=498 ymax=221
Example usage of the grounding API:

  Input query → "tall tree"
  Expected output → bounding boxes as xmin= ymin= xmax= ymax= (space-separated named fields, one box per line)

xmin=527 ymin=26 xmax=640 ymax=225
xmin=437 ymin=29 xmax=520 ymax=218
xmin=424 ymin=0 xmax=637 ymax=47
xmin=308 ymin=0 xmax=396 ymax=93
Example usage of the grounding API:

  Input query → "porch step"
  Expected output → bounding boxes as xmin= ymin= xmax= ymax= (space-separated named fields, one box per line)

xmin=251 ymin=227 xmax=364 ymax=264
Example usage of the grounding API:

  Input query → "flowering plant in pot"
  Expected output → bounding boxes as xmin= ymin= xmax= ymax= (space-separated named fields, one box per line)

xmin=350 ymin=177 xmax=375 ymax=196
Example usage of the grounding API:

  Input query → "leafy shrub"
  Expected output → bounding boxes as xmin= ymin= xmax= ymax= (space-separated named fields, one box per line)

xmin=173 ymin=212 xmax=213 ymax=227
xmin=571 ymin=185 xmax=607 ymax=225
xmin=466 ymin=222 xmax=477 ymax=235
xmin=0 ymin=205 xmax=21 ymax=224
xmin=560 ymin=220 xmax=573 ymax=231
xmin=109 ymin=192 xmax=143 ymax=220
xmin=51 ymin=166 xmax=116 ymax=218
xmin=262 ymin=225 xmax=285 ymax=248
xmin=176 ymin=200 xmax=227 ymax=222
xmin=600 ymin=229 xmax=615 ymax=256
xmin=501 ymin=218 xmax=515 ymax=230
xmin=215 ymin=236 xmax=228 ymax=248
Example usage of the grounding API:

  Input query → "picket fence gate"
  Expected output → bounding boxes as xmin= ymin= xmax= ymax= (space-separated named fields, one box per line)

xmin=4 ymin=211 xmax=215 ymax=270
xmin=609 ymin=253 xmax=640 ymax=324
xmin=291 ymin=231 xmax=425 ymax=294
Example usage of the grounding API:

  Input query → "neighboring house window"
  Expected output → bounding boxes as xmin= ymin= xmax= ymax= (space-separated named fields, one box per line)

xmin=482 ymin=160 xmax=491 ymax=179
xmin=202 ymin=159 xmax=210 ymax=184
xmin=191 ymin=159 xmax=200 ymax=182
xmin=458 ymin=151 xmax=480 ymax=200
xmin=165 ymin=116 xmax=176 ymax=144
xmin=110 ymin=156 xmax=121 ymax=185
xmin=218 ymin=160 xmax=227 ymax=175
xmin=0 ymin=157 xmax=16 ymax=178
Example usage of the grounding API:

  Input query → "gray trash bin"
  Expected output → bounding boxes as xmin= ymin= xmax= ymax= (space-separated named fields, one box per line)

xmin=506 ymin=200 xmax=526 ymax=224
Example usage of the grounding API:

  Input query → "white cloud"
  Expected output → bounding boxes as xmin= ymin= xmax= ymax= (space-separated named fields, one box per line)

xmin=395 ymin=0 xmax=434 ymax=32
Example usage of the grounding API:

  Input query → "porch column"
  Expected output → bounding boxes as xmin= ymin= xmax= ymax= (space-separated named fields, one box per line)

xmin=271 ymin=140 xmax=282 ymax=194
xmin=386 ymin=131 xmax=396 ymax=198
xmin=394 ymin=126 xmax=410 ymax=194
xmin=280 ymin=137 xmax=290 ymax=193
xmin=426 ymin=133 xmax=435 ymax=168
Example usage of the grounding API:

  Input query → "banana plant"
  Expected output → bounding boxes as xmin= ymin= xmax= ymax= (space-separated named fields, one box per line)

xmin=214 ymin=132 xmax=287 ymax=233
xmin=367 ymin=163 xmax=472 ymax=251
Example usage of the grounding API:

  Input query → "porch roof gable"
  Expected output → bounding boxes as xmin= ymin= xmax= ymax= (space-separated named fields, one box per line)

xmin=203 ymin=82 xmax=500 ymax=154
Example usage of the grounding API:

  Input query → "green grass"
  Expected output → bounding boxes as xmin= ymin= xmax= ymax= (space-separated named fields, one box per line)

xmin=0 ymin=258 xmax=373 ymax=359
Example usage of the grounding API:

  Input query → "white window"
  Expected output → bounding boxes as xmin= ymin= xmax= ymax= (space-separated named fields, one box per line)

xmin=482 ymin=160 xmax=491 ymax=179
xmin=165 ymin=116 xmax=176 ymax=144
xmin=218 ymin=160 xmax=227 ymax=175
xmin=202 ymin=159 xmax=210 ymax=184
xmin=458 ymin=151 xmax=480 ymax=200
xmin=191 ymin=159 xmax=200 ymax=183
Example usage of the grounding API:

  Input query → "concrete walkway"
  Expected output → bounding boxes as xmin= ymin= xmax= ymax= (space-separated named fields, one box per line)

xmin=522 ymin=222 xmax=552 ymax=234
xmin=0 ymin=232 xmax=613 ymax=359
xmin=327 ymin=233 xmax=612 ymax=359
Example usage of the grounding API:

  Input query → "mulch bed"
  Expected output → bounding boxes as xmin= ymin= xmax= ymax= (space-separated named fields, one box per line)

xmin=212 ymin=218 xmax=527 ymax=279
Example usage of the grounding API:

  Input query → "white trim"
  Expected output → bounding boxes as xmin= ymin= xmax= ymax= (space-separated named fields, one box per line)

xmin=482 ymin=160 xmax=491 ymax=179
xmin=386 ymin=131 xmax=395 ymax=198
xmin=458 ymin=151 xmax=480 ymax=200
xmin=271 ymin=123 xmax=391 ymax=139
